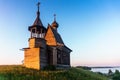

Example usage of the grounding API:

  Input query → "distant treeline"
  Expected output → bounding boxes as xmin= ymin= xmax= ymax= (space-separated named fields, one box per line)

xmin=76 ymin=66 xmax=91 ymax=70
xmin=90 ymin=66 xmax=120 ymax=68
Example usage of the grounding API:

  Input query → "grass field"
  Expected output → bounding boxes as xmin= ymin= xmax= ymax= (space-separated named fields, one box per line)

xmin=0 ymin=65 xmax=109 ymax=80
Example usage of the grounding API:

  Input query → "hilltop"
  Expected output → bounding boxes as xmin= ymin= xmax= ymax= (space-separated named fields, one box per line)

xmin=0 ymin=65 xmax=108 ymax=80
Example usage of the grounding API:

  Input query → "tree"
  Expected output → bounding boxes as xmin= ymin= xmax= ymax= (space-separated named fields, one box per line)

xmin=115 ymin=70 xmax=119 ymax=74
xmin=108 ymin=69 xmax=113 ymax=76
xmin=112 ymin=70 xmax=120 ymax=80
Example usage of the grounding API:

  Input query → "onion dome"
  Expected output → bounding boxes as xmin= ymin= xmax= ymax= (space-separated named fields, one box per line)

xmin=51 ymin=14 xmax=59 ymax=28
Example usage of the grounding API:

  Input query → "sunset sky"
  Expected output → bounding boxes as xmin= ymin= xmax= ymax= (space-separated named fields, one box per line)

xmin=0 ymin=0 xmax=120 ymax=66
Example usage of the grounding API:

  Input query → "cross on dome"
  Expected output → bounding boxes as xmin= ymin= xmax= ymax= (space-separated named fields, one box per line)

xmin=37 ymin=2 xmax=40 ymax=12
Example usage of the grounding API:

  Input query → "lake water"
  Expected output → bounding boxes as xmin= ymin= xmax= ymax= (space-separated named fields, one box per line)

xmin=91 ymin=67 xmax=120 ymax=74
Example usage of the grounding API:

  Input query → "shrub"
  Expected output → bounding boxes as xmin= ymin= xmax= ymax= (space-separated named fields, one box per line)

xmin=108 ymin=69 xmax=113 ymax=76
xmin=43 ymin=65 xmax=56 ymax=71
xmin=112 ymin=69 xmax=120 ymax=80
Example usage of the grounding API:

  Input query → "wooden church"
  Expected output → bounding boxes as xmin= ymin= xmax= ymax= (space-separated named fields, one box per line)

xmin=23 ymin=2 xmax=72 ymax=70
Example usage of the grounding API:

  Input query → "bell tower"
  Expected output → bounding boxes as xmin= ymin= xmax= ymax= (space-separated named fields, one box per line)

xmin=29 ymin=2 xmax=46 ymax=39
xmin=23 ymin=2 xmax=48 ymax=70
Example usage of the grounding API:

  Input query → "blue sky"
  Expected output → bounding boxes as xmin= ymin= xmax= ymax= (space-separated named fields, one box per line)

xmin=0 ymin=0 xmax=120 ymax=66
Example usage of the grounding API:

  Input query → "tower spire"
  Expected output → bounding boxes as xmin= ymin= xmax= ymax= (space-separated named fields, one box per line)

xmin=32 ymin=2 xmax=43 ymax=26
xmin=29 ymin=2 xmax=46 ymax=38
xmin=37 ymin=2 xmax=40 ymax=17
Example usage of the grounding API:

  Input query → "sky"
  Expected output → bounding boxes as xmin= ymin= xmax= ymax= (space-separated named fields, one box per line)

xmin=0 ymin=0 xmax=120 ymax=66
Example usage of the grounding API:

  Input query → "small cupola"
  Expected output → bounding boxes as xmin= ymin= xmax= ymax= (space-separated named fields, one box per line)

xmin=51 ymin=14 xmax=59 ymax=29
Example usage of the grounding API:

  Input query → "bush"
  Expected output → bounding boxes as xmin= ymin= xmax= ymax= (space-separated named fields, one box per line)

xmin=112 ymin=69 xmax=120 ymax=80
xmin=43 ymin=65 xmax=56 ymax=71
xmin=108 ymin=69 xmax=113 ymax=76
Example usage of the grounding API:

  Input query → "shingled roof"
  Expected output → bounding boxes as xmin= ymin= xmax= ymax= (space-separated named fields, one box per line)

xmin=32 ymin=14 xmax=43 ymax=26
xmin=28 ymin=3 xmax=46 ymax=32
xmin=51 ymin=27 xmax=64 ymax=44
xmin=45 ymin=25 xmax=64 ymax=46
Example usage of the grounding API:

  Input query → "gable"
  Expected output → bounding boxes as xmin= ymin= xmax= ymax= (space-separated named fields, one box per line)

xmin=51 ymin=28 xmax=64 ymax=45
xmin=45 ymin=26 xmax=57 ymax=46
xmin=45 ymin=25 xmax=64 ymax=46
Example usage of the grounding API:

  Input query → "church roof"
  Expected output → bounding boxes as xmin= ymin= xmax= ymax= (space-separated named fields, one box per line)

xmin=45 ymin=25 xmax=64 ymax=46
xmin=32 ymin=2 xmax=43 ymax=27
xmin=32 ymin=13 xmax=43 ymax=26
xmin=28 ymin=2 xmax=46 ymax=31
xmin=51 ymin=27 xmax=64 ymax=44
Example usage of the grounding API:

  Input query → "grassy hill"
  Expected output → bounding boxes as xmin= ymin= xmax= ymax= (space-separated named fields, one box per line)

xmin=0 ymin=65 xmax=109 ymax=80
